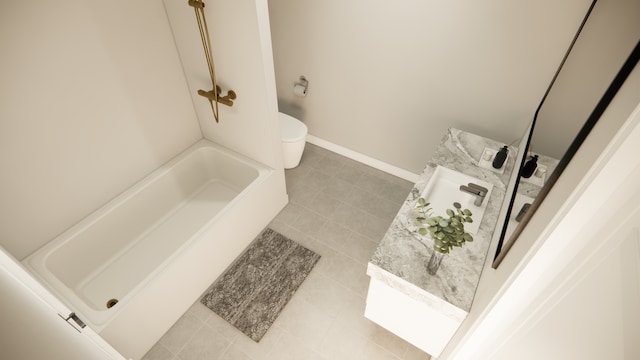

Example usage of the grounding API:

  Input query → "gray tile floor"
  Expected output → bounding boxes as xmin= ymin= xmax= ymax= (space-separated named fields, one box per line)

xmin=142 ymin=144 xmax=430 ymax=360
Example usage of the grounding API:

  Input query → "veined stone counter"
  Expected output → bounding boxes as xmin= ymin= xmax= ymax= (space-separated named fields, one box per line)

xmin=367 ymin=128 xmax=517 ymax=327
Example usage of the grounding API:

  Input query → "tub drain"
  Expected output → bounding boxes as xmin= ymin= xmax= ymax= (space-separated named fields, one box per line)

xmin=106 ymin=298 xmax=119 ymax=309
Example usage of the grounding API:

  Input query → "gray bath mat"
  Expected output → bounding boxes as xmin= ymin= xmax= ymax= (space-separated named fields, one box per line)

xmin=200 ymin=227 xmax=320 ymax=342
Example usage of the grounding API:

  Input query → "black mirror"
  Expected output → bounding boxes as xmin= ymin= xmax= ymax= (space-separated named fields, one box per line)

xmin=492 ymin=0 xmax=640 ymax=268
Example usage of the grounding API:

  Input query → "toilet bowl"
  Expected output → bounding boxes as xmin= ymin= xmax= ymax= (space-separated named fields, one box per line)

xmin=279 ymin=112 xmax=307 ymax=169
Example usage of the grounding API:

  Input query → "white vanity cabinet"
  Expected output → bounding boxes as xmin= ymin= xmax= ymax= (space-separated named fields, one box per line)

xmin=365 ymin=129 xmax=515 ymax=358
xmin=365 ymin=273 xmax=465 ymax=357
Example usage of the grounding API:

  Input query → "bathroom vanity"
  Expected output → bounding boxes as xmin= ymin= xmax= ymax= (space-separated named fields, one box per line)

xmin=365 ymin=128 xmax=556 ymax=357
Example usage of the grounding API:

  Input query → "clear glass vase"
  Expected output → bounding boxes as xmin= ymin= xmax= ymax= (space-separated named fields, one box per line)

xmin=427 ymin=250 xmax=445 ymax=275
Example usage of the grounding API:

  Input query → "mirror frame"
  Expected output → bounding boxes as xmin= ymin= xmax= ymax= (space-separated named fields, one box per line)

xmin=491 ymin=4 xmax=640 ymax=268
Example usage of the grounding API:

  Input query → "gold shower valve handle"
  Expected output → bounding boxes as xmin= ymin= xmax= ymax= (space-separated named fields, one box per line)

xmin=214 ymin=85 xmax=236 ymax=101
xmin=188 ymin=0 xmax=204 ymax=8
xmin=197 ymin=88 xmax=236 ymax=107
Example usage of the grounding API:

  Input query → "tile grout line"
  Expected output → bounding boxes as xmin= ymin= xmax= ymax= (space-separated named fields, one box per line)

xmin=168 ymin=317 xmax=206 ymax=360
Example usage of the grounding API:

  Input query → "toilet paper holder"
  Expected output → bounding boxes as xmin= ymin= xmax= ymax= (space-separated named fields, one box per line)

xmin=294 ymin=76 xmax=308 ymax=96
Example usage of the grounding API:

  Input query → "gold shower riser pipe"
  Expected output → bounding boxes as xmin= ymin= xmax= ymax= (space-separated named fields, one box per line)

xmin=189 ymin=0 xmax=237 ymax=121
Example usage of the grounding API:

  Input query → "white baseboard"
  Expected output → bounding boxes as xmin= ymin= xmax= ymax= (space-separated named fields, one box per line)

xmin=306 ymin=135 xmax=419 ymax=183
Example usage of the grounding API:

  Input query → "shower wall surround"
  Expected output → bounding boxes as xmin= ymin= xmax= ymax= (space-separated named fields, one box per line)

xmin=0 ymin=0 xmax=202 ymax=259
xmin=163 ymin=0 xmax=283 ymax=169
xmin=1 ymin=0 xmax=285 ymax=260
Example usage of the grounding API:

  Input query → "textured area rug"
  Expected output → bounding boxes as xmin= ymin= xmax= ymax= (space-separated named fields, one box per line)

xmin=201 ymin=228 xmax=321 ymax=342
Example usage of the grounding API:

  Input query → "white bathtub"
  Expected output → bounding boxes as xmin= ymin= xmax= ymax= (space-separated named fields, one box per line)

xmin=23 ymin=139 xmax=287 ymax=359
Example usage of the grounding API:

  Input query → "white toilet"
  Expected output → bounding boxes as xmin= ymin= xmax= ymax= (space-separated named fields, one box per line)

xmin=279 ymin=112 xmax=308 ymax=169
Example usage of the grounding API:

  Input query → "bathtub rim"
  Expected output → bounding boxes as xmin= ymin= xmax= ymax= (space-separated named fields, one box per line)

xmin=21 ymin=138 xmax=273 ymax=331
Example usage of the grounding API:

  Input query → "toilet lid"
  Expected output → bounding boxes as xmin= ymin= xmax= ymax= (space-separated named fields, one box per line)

xmin=279 ymin=113 xmax=308 ymax=142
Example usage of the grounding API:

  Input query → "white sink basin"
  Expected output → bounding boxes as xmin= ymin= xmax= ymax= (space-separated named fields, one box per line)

xmin=418 ymin=166 xmax=494 ymax=234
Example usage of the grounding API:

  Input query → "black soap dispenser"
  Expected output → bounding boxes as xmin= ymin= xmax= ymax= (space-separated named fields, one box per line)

xmin=522 ymin=155 xmax=538 ymax=178
xmin=492 ymin=145 xmax=508 ymax=169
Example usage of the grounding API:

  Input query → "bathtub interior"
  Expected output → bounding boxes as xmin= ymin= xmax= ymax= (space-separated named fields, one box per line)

xmin=23 ymin=140 xmax=269 ymax=328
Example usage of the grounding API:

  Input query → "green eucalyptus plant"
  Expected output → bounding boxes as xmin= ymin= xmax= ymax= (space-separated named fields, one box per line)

xmin=413 ymin=198 xmax=474 ymax=254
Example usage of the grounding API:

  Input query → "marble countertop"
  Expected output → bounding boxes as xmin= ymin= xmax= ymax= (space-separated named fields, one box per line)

xmin=368 ymin=128 xmax=518 ymax=317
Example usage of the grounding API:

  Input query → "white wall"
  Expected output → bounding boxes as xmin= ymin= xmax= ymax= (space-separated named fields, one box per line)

xmin=268 ymin=0 xmax=593 ymax=173
xmin=0 ymin=0 xmax=202 ymax=260
xmin=487 ymin=229 xmax=639 ymax=360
